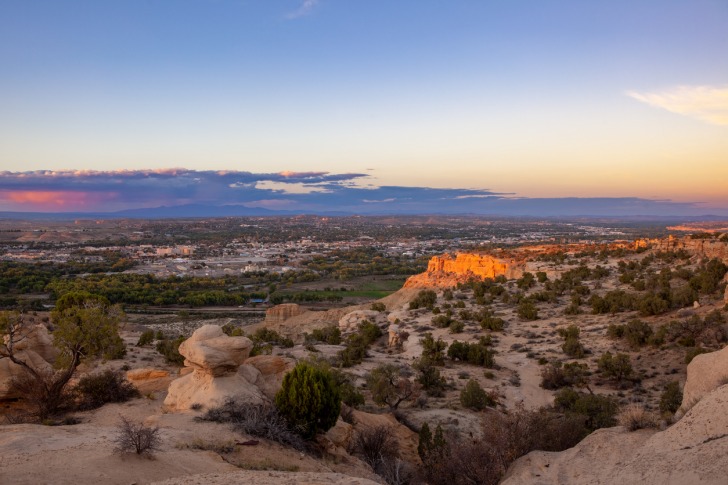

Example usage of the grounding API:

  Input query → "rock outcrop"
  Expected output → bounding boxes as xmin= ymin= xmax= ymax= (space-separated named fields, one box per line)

xmin=680 ymin=344 xmax=728 ymax=415
xmin=164 ymin=325 xmax=266 ymax=411
xmin=404 ymin=253 xmax=524 ymax=288
xmin=645 ymin=236 xmax=728 ymax=263
xmin=0 ymin=324 xmax=57 ymax=399
xmin=503 ymin=345 xmax=728 ymax=485
xmin=126 ymin=368 xmax=172 ymax=395
xmin=264 ymin=303 xmax=306 ymax=326
xmin=338 ymin=310 xmax=383 ymax=334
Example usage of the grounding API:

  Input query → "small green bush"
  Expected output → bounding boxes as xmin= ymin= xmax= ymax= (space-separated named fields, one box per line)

xmin=597 ymin=352 xmax=633 ymax=382
xmin=136 ymin=330 xmax=155 ymax=347
xmin=460 ymin=379 xmax=494 ymax=410
xmin=156 ymin=336 xmax=186 ymax=365
xmin=274 ymin=362 xmax=341 ymax=440
xmin=308 ymin=326 xmax=342 ymax=345
xmin=659 ymin=381 xmax=683 ymax=414
xmin=75 ymin=369 xmax=140 ymax=410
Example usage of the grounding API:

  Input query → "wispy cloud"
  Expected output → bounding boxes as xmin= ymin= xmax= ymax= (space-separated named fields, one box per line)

xmin=286 ymin=0 xmax=320 ymax=19
xmin=627 ymin=85 xmax=728 ymax=126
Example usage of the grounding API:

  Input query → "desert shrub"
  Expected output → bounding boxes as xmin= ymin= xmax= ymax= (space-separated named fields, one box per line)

xmin=480 ymin=313 xmax=505 ymax=331
xmin=665 ymin=311 xmax=727 ymax=347
xmin=336 ymin=322 xmax=383 ymax=367
xmin=553 ymin=388 xmax=618 ymax=431
xmin=431 ymin=314 xmax=452 ymax=328
xmin=330 ymin=368 xmax=365 ymax=408
xmin=370 ymin=302 xmax=386 ymax=312
xmin=516 ymin=272 xmax=535 ymax=289
xmin=414 ymin=358 xmax=446 ymax=396
xmin=558 ymin=325 xmax=585 ymax=358
xmin=350 ymin=425 xmax=399 ymax=471
xmin=597 ymin=352 xmax=633 ymax=382
xmin=274 ymin=362 xmax=341 ymax=439
xmin=659 ymin=381 xmax=683 ymax=414
xmin=75 ymin=369 xmax=139 ymax=410
xmin=359 ymin=320 xmax=383 ymax=344
xmin=114 ymin=416 xmax=161 ymax=456
xmin=447 ymin=338 xmax=495 ymax=368
xmin=449 ymin=320 xmax=464 ymax=333
xmin=409 ymin=289 xmax=437 ymax=310
xmin=617 ymin=404 xmax=660 ymax=431
xmin=155 ymin=335 xmax=186 ymax=365
xmin=307 ymin=325 xmax=342 ymax=345
xmin=366 ymin=364 xmax=419 ymax=410
xmin=136 ymin=330 xmax=155 ymax=347
xmin=221 ymin=323 xmax=244 ymax=336
xmin=685 ymin=346 xmax=710 ymax=364
xmin=589 ymin=290 xmax=636 ymax=314
xmin=517 ymin=300 xmax=539 ymax=320
xmin=689 ymin=258 xmax=728 ymax=294
xmin=561 ymin=337 xmax=585 ymax=358
xmin=460 ymin=379 xmax=494 ymax=410
xmin=540 ymin=362 xmax=589 ymax=390
xmin=637 ymin=293 xmax=670 ymax=316
xmin=337 ymin=334 xmax=369 ymax=367
xmin=418 ymin=407 xmax=587 ymax=485
xmin=200 ymin=399 xmax=304 ymax=450
xmin=250 ymin=328 xmax=294 ymax=355
xmin=420 ymin=333 xmax=447 ymax=366
xmin=608 ymin=319 xmax=653 ymax=348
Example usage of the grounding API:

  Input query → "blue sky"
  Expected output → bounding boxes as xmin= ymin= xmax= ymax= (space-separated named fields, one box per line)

xmin=0 ymin=1 xmax=727 ymax=215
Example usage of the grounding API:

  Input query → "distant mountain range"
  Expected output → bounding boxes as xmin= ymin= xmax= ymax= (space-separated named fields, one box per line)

xmin=0 ymin=203 xmax=725 ymax=221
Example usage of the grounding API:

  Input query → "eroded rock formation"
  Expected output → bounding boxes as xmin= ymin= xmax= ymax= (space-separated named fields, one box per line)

xmin=264 ymin=303 xmax=306 ymax=326
xmin=164 ymin=325 xmax=265 ymax=411
xmin=404 ymin=252 xmax=524 ymax=288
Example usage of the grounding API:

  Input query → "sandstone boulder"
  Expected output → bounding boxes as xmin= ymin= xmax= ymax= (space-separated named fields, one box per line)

xmin=164 ymin=325 xmax=263 ymax=411
xmin=164 ymin=366 xmax=266 ymax=411
xmin=503 ymin=384 xmax=728 ymax=485
xmin=242 ymin=355 xmax=295 ymax=400
xmin=10 ymin=324 xmax=58 ymax=364
xmin=126 ymin=368 xmax=172 ymax=395
xmin=0 ymin=350 xmax=54 ymax=399
xmin=178 ymin=325 xmax=253 ymax=376
xmin=680 ymin=344 xmax=728 ymax=414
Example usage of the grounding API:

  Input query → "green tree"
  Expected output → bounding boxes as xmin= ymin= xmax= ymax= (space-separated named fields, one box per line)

xmin=597 ymin=351 xmax=633 ymax=382
xmin=366 ymin=364 xmax=419 ymax=410
xmin=0 ymin=293 xmax=126 ymax=420
xmin=274 ymin=362 xmax=341 ymax=439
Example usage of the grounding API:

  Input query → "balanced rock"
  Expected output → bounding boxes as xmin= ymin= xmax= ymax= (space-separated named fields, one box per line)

xmin=164 ymin=325 xmax=264 ymax=411
xmin=178 ymin=325 xmax=252 ymax=377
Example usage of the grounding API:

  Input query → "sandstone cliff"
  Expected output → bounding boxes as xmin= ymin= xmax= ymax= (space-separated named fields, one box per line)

xmin=640 ymin=236 xmax=728 ymax=263
xmin=404 ymin=252 xmax=524 ymax=288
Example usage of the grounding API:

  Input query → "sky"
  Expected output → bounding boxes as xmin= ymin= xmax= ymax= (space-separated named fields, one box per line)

xmin=0 ymin=0 xmax=727 ymax=215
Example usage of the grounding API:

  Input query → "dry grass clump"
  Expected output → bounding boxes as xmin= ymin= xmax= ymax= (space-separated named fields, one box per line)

xmin=617 ymin=404 xmax=660 ymax=431
xmin=113 ymin=415 xmax=161 ymax=456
